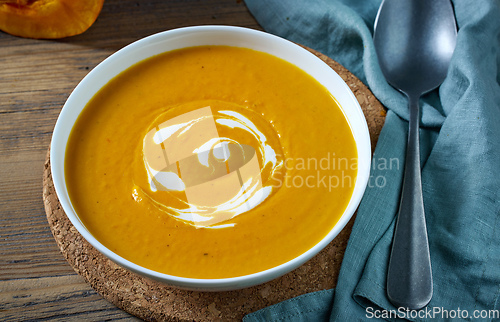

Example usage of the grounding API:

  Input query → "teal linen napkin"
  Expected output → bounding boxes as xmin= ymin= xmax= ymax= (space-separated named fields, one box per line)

xmin=243 ymin=0 xmax=500 ymax=321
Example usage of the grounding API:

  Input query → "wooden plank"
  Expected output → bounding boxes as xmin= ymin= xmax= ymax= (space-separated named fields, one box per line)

xmin=0 ymin=149 xmax=74 ymax=280
xmin=0 ymin=275 xmax=139 ymax=321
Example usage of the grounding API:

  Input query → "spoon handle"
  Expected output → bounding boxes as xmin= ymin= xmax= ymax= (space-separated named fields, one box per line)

xmin=386 ymin=94 xmax=433 ymax=310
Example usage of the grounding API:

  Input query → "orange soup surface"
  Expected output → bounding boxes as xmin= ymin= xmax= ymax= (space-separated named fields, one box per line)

xmin=65 ymin=46 xmax=357 ymax=278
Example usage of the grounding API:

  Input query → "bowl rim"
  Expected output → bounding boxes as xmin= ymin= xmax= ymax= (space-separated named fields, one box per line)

xmin=50 ymin=25 xmax=371 ymax=290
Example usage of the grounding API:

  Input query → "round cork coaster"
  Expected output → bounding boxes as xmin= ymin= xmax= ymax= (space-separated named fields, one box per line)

xmin=43 ymin=47 xmax=386 ymax=322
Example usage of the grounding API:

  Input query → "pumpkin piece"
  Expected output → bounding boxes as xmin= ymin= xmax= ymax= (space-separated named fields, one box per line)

xmin=0 ymin=0 xmax=104 ymax=39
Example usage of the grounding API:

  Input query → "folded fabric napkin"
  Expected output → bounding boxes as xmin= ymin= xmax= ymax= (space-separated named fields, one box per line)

xmin=243 ymin=0 xmax=500 ymax=320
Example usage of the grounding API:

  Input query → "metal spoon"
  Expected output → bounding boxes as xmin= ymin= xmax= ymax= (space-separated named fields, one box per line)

xmin=373 ymin=0 xmax=457 ymax=310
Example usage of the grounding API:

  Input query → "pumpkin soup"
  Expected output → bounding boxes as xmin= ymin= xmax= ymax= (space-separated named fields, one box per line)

xmin=65 ymin=46 xmax=357 ymax=279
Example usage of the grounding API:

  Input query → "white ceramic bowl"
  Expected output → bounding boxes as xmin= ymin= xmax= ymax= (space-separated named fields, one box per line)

xmin=51 ymin=25 xmax=371 ymax=291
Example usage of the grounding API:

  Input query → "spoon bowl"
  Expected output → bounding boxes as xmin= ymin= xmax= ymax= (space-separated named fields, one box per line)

xmin=373 ymin=0 xmax=457 ymax=310
xmin=374 ymin=0 xmax=457 ymax=96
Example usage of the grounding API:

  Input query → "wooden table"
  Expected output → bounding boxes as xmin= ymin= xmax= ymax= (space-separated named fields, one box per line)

xmin=0 ymin=1 xmax=261 ymax=320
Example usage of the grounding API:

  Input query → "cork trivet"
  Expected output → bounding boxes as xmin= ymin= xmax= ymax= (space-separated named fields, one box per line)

xmin=43 ymin=47 xmax=386 ymax=322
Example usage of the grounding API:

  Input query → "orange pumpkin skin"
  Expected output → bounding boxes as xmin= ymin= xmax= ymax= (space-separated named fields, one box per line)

xmin=0 ymin=0 xmax=104 ymax=39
